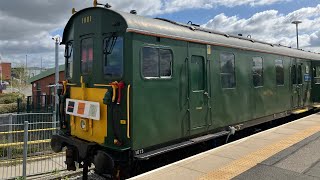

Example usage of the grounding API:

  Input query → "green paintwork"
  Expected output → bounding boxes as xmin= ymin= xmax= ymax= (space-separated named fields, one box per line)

xmin=61 ymin=7 xmax=320 ymax=156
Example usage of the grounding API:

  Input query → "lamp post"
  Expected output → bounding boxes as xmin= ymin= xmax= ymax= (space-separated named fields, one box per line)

xmin=292 ymin=20 xmax=302 ymax=49
xmin=52 ymin=36 xmax=60 ymax=128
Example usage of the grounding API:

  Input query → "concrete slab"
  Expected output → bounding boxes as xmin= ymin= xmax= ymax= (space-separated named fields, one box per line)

xmin=208 ymin=145 xmax=255 ymax=160
xmin=274 ymin=137 xmax=320 ymax=173
xmin=305 ymin=160 xmax=320 ymax=178
xmin=272 ymin=127 xmax=301 ymax=135
xmin=234 ymin=164 xmax=318 ymax=180
xmin=179 ymin=154 xmax=233 ymax=173
xmin=138 ymin=166 xmax=204 ymax=180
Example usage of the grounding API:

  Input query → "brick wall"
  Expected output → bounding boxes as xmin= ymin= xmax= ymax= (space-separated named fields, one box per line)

xmin=1 ymin=62 xmax=11 ymax=80
xmin=31 ymin=71 xmax=65 ymax=96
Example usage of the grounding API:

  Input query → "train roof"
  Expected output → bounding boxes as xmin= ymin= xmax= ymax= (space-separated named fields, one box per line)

xmin=64 ymin=7 xmax=320 ymax=61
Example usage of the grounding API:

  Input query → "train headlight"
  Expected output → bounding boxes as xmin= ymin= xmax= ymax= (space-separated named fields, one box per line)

xmin=80 ymin=119 xmax=86 ymax=130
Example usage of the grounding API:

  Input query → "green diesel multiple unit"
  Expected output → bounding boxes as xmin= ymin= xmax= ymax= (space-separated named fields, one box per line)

xmin=51 ymin=5 xmax=320 ymax=177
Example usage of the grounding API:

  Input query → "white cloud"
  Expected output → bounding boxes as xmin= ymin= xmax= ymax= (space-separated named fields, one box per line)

xmin=0 ymin=0 xmax=314 ymax=68
xmin=203 ymin=4 xmax=320 ymax=52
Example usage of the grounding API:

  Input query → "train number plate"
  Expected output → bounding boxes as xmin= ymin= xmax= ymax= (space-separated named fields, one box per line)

xmin=66 ymin=98 xmax=100 ymax=120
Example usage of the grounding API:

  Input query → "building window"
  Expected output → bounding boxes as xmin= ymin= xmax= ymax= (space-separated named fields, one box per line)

xmin=81 ymin=38 xmax=93 ymax=74
xmin=275 ymin=59 xmax=284 ymax=85
xmin=252 ymin=57 xmax=263 ymax=87
xmin=142 ymin=47 xmax=172 ymax=79
xmin=103 ymin=36 xmax=123 ymax=78
xmin=65 ymin=41 xmax=73 ymax=78
xmin=314 ymin=66 xmax=320 ymax=84
xmin=220 ymin=52 xmax=235 ymax=88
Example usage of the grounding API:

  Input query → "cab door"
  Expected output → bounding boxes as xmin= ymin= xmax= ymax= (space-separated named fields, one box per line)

xmin=187 ymin=43 xmax=209 ymax=132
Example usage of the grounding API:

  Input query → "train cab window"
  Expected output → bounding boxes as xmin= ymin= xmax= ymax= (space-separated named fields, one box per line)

xmin=103 ymin=36 xmax=123 ymax=78
xmin=275 ymin=59 xmax=284 ymax=85
xmin=314 ymin=66 xmax=320 ymax=84
xmin=81 ymin=38 xmax=93 ymax=74
xmin=252 ymin=57 xmax=263 ymax=87
xmin=297 ymin=65 xmax=302 ymax=84
xmin=220 ymin=52 xmax=236 ymax=88
xmin=65 ymin=42 xmax=73 ymax=78
xmin=142 ymin=47 xmax=172 ymax=79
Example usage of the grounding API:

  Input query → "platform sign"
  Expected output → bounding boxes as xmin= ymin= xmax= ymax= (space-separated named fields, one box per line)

xmin=66 ymin=98 xmax=100 ymax=120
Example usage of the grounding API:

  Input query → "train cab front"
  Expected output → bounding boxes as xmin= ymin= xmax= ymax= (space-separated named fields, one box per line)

xmin=50 ymin=5 xmax=131 ymax=176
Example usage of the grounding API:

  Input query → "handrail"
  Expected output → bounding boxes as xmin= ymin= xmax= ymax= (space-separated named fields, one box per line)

xmin=127 ymin=84 xmax=131 ymax=138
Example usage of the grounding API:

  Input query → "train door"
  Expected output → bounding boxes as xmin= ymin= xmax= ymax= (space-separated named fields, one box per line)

xmin=311 ymin=61 xmax=320 ymax=103
xmin=187 ymin=43 xmax=209 ymax=131
xmin=291 ymin=59 xmax=311 ymax=108
xmin=291 ymin=58 xmax=300 ymax=108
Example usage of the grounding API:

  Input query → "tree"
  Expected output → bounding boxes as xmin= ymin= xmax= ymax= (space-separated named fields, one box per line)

xmin=11 ymin=63 xmax=29 ymax=94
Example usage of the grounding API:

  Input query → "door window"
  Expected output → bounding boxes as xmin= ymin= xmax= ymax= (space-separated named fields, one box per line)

xmin=220 ymin=52 xmax=236 ymax=88
xmin=190 ymin=56 xmax=205 ymax=91
xmin=275 ymin=59 xmax=284 ymax=85
xmin=291 ymin=65 xmax=297 ymax=84
xmin=252 ymin=57 xmax=263 ymax=87
xmin=297 ymin=65 xmax=302 ymax=84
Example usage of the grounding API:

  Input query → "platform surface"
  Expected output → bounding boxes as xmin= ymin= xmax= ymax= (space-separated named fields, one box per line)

xmin=130 ymin=112 xmax=320 ymax=180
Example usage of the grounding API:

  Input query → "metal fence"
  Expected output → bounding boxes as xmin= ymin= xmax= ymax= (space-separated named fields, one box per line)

xmin=26 ymin=95 xmax=55 ymax=113
xmin=0 ymin=113 xmax=67 ymax=179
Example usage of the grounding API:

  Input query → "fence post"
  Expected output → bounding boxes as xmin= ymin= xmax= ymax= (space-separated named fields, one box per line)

xmin=23 ymin=121 xmax=29 ymax=178
xmin=8 ymin=114 xmax=13 ymax=159
xmin=53 ymin=111 xmax=57 ymax=135
xmin=17 ymin=98 xmax=20 ymax=114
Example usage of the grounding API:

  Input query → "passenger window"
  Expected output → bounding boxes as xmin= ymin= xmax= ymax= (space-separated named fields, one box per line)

xmin=142 ymin=47 xmax=172 ymax=79
xmin=314 ymin=66 xmax=320 ymax=84
xmin=220 ymin=52 xmax=236 ymax=88
xmin=252 ymin=57 xmax=263 ymax=87
xmin=275 ymin=59 xmax=284 ymax=85
xmin=65 ymin=41 xmax=73 ymax=78
xmin=297 ymin=65 xmax=302 ymax=84
xmin=103 ymin=36 xmax=123 ymax=78
xmin=81 ymin=38 xmax=93 ymax=74
xmin=190 ymin=56 xmax=205 ymax=91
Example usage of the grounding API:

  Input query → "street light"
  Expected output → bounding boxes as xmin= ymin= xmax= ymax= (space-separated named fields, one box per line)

xmin=52 ymin=36 xmax=60 ymax=129
xmin=292 ymin=20 xmax=302 ymax=49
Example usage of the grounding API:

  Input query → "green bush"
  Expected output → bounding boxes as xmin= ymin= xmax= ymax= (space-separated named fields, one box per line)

xmin=0 ymin=101 xmax=26 ymax=114
xmin=0 ymin=93 xmax=24 ymax=104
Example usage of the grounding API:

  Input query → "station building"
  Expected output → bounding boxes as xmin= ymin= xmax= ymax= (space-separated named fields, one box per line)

xmin=27 ymin=65 xmax=65 ymax=112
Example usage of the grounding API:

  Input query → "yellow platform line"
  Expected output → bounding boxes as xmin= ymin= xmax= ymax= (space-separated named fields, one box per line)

xmin=199 ymin=125 xmax=320 ymax=180
xmin=0 ymin=139 xmax=51 ymax=148
xmin=292 ymin=108 xmax=309 ymax=114
xmin=0 ymin=128 xmax=57 ymax=135
xmin=0 ymin=152 xmax=65 ymax=167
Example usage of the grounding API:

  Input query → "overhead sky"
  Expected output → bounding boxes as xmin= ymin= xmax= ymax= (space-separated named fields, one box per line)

xmin=0 ymin=0 xmax=319 ymax=68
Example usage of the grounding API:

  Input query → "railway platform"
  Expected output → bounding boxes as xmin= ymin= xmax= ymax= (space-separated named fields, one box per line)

xmin=130 ymin=112 xmax=320 ymax=180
